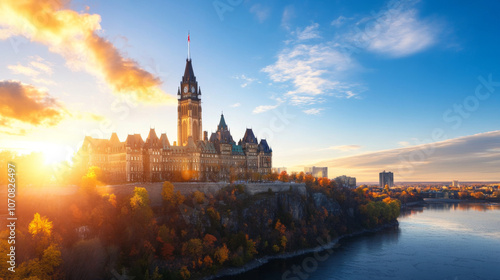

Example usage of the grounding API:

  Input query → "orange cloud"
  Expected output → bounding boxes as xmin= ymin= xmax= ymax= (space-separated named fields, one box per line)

xmin=0 ymin=0 xmax=174 ymax=104
xmin=0 ymin=80 xmax=64 ymax=127
xmin=0 ymin=80 xmax=104 ymax=135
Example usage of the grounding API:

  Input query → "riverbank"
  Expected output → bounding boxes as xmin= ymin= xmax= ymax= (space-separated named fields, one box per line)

xmin=202 ymin=220 xmax=399 ymax=280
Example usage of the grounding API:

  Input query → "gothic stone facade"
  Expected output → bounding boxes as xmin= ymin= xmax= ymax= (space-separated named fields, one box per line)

xmin=77 ymin=58 xmax=272 ymax=183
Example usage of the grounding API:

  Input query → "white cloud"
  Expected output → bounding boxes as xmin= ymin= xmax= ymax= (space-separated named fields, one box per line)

xmin=7 ymin=56 xmax=54 ymax=78
xmin=8 ymin=63 xmax=40 ymax=77
xmin=0 ymin=29 xmax=12 ymax=40
xmin=32 ymin=78 xmax=57 ymax=86
xmin=345 ymin=91 xmax=358 ymax=99
xmin=262 ymin=39 xmax=357 ymax=105
xmin=253 ymin=104 xmax=279 ymax=114
xmin=290 ymin=96 xmax=320 ymax=106
xmin=230 ymin=103 xmax=241 ymax=108
xmin=29 ymin=56 xmax=53 ymax=75
xmin=303 ymin=108 xmax=323 ymax=115
xmin=262 ymin=1 xmax=442 ymax=109
xmin=331 ymin=16 xmax=351 ymax=27
xmin=250 ymin=4 xmax=270 ymax=23
xmin=346 ymin=1 xmax=441 ymax=57
xmin=281 ymin=5 xmax=294 ymax=30
xmin=328 ymin=145 xmax=362 ymax=152
xmin=233 ymin=74 xmax=257 ymax=88
xmin=295 ymin=23 xmax=321 ymax=41
xmin=398 ymin=141 xmax=410 ymax=147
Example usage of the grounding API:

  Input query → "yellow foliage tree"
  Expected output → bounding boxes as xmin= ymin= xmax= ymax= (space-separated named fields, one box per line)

xmin=193 ymin=191 xmax=205 ymax=204
xmin=214 ymin=244 xmax=229 ymax=264
xmin=162 ymin=181 xmax=185 ymax=207
xmin=180 ymin=266 xmax=190 ymax=280
xmin=29 ymin=213 xmax=52 ymax=238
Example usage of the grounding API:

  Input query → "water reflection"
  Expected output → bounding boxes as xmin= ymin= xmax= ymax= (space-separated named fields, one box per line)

xmin=229 ymin=203 xmax=500 ymax=280
xmin=422 ymin=202 xmax=500 ymax=212
xmin=401 ymin=202 xmax=500 ymax=218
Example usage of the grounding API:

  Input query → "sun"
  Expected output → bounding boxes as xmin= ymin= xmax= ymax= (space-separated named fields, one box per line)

xmin=41 ymin=144 xmax=71 ymax=165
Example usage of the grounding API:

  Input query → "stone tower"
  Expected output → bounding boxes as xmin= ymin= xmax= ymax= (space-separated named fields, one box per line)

xmin=177 ymin=35 xmax=202 ymax=146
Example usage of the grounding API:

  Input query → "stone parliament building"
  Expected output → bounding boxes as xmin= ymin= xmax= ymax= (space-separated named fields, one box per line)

xmin=77 ymin=51 xmax=272 ymax=183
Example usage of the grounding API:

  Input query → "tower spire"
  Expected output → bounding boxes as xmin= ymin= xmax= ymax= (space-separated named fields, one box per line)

xmin=187 ymin=32 xmax=191 ymax=60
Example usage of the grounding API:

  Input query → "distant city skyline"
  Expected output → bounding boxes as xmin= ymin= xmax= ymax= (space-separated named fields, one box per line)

xmin=0 ymin=0 xmax=499 ymax=182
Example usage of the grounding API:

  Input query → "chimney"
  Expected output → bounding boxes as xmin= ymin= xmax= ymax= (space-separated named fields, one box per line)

xmin=204 ymin=131 xmax=208 ymax=141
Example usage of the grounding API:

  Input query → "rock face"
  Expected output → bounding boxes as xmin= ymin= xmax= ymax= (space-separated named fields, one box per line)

xmin=188 ymin=187 xmax=344 ymax=236
xmin=312 ymin=192 xmax=342 ymax=216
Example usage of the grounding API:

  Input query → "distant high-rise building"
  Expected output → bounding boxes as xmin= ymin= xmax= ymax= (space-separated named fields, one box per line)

xmin=305 ymin=166 xmax=328 ymax=178
xmin=379 ymin=171 xmax=394 ymax=188
xmin=452 ymin=180 xmax=459 ymax=187
xmin=272 ymin=167 xmax=287 ymax=174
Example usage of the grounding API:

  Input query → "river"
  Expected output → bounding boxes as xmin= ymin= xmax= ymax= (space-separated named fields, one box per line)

xmin=220 ymin=202 xmax=500 ymax=280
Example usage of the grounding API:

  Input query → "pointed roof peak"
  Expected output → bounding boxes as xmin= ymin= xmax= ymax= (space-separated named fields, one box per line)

xmin=110 ymin=132 xmax=120 ymax=143
xmin=218 ymin=113 xmax=228 ymax=131
xmin=146 ymin=128 xmax=159 ymax=141
xmin=242 ymin=128 xmax=258 ymax=144
xmin=182 ymin=58 xmax=196 ymax=83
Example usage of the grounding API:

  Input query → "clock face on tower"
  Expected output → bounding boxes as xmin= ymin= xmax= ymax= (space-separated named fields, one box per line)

xmin=183 ymin=85 xmax=188 ymax=93
xmin=191 ymin=86 xmax=195 ymax=93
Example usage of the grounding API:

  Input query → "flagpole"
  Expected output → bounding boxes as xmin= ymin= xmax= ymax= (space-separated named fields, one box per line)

xmin=188 ymin=32 xmax=191 ymax=60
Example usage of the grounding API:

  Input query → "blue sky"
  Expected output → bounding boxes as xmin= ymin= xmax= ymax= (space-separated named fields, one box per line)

xmin=0 ymin=0 xmax=499 ymax=181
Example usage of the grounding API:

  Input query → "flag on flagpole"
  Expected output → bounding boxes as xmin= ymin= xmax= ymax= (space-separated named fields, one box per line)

xmin=188 ymin=33 xmax=191 ymax=60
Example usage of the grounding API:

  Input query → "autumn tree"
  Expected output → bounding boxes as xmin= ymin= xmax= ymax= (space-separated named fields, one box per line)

xmin=203 ymin=255 xmax=213 ymax=269
xmin=296 ymin=172 xmax=305 ymax=183
xmin=266 ymin=171 xmax=278 ymax=182
xmin=304 ymin=174 xmax=315 ymax=186
xmin=128 ymin=187 xmax=155 ymax=251
xmin=80 ymin=166 xmax=102 ymax=195
xmin=130 ymin=187 xmax=153 ymax=221
xmin=278 ymin=171 xmax=289 ymax=182
xmin=472 ymin=192 xmax=485 ymax=200
xmin=162 ymin=181 xmax=185 ymax=208
xmin=193 ymin=191 xmax=206 ymax=204
xmin=318 ymin=177 xmax=330 ymax=188
xmin=29 ymin=213 xmax=53 ymax=256
xmin=203 ymin=234 xmax=217 ymax=251
xmin=29 ymin=213 xmax=53 ymax=238
xmin=16 ymin=243 xmax=63 ymax=280
xmin=182 ymin=238 xmax=203 ymax=260
xmin=458 ymin=191 xmax=469 ymax=199
xmin=179 ymin=266 xmax=190 ymax=280
xmin=214 ymin=244 xmax=229 ymax=265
